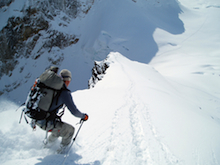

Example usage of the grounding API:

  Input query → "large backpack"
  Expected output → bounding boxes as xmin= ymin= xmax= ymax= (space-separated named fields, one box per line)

xmin=23 ymin=66 xmax=64 ymax=121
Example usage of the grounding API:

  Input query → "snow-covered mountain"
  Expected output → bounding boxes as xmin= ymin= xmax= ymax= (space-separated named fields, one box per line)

xmin=1 ymin=0 xmax=220 ymax=164
xmin=0 ymin=0 xmax=184 ymax=102
xmin=0 ymin=0 xmax=95 ymax=101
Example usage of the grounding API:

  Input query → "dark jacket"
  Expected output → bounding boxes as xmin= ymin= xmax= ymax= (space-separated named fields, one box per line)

xmin=49 ymin=85 xmax=85 ymax=119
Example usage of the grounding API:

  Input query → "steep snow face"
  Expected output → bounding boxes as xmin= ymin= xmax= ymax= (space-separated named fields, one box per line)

xmin=79 ymin=0 xmax=184 ymax=63
xmin=73 ymin=52 xmax=220 ymax=165
xmin=150 ymin=0 xmax=220 ymax=99
xmin=0 ymin=0 xmax=184 ymax=102
xmin=1 ymin=52 xmax=220 ymax=165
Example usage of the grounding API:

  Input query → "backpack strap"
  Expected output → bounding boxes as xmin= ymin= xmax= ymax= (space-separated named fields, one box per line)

xmin=54 ymin=84 xmax=70 ymax=105
xmin=18 ymin=103 xmax=29 ymax=124
xmin=45 ymin=85 xmax=68 ymax=129
xmin=19 ymin=109 xmax=29 ymax=124
xmin=44 ymin=104 xmax=65 ymax=130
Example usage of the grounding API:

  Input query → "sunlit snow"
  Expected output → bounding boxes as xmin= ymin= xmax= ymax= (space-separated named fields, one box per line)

xmin=0 ymin=0 xmax=220 ymax=164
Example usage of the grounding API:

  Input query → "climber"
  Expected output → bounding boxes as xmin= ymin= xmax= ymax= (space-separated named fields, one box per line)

xmin=35 ymin=69 xmax=88 ymax=152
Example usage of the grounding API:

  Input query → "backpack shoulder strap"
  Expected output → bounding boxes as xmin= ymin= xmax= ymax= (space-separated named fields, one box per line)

xmin=54 ymin=84 xmax=70 ymax=105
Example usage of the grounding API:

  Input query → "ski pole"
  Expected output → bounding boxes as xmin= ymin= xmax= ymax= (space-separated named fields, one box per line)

xmin=61 ymin=120 xmax=84 ymax=165
xmin=43 ymin=131 xmax=48 ymax=146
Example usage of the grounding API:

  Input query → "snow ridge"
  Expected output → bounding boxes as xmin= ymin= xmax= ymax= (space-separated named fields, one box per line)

xmin=101 ymin=54 xmax=181 ymax=165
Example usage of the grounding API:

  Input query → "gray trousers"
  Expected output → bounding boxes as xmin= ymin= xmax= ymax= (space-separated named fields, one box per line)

xmin=47 ymin=121 xmax=75 ymax=146
xmin=36 ymin=119 xmax=75 ymax=146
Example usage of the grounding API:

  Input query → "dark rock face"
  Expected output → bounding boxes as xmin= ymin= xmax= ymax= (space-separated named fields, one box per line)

xmin=0 ymin=0 xmax=94 ymax=96
xmin=0 ymin=7 xmax=49 ymax=78
xmin=0 ymin=0 xmax=14 ymax=8
xmin=0 ymin=0 xmax=94 ymax=78
xmin=88 ymin=58 xmax=110 ymax=88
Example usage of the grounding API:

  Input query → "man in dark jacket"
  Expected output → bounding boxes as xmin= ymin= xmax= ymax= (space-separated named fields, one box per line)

xmin=36 ymin=69 xmax=88 ymax=152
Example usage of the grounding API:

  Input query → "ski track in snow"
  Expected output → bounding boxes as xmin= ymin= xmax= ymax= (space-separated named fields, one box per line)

xmin=102 ymin=57 xmax=182 ymax=165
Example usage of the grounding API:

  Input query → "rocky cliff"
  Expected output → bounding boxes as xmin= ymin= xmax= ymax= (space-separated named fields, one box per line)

xmin=0 ymin=0 xmax=94 ymax=96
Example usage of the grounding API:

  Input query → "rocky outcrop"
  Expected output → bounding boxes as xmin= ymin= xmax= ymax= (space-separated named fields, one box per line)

xmin=0 ymin=7 xmax=49 ymax=78
xmin=88 ymin=58 xmax=110 ymax=88
xmin=0 ymin=0 xmax=94 ymax=80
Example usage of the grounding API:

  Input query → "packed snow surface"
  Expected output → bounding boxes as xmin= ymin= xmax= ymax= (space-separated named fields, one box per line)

xmin=1 ymin=0 xmax=220 ymax=164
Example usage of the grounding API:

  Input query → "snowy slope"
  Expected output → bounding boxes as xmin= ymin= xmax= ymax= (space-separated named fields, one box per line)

xmin=1 ymin=0 xmax=220 ymax=164
xmin=74 ymin=52 xmax=220 ymax=165
xmin=1 ymin=51 xmax=220 ymax=165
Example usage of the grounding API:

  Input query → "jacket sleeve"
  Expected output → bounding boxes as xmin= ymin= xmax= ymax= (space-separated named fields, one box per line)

xmin=61 ymin=90 xmax=85 ymax=119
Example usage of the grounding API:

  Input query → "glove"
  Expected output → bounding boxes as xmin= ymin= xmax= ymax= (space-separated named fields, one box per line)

xmin=82 ymin=114 xmax=89 ymax=121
